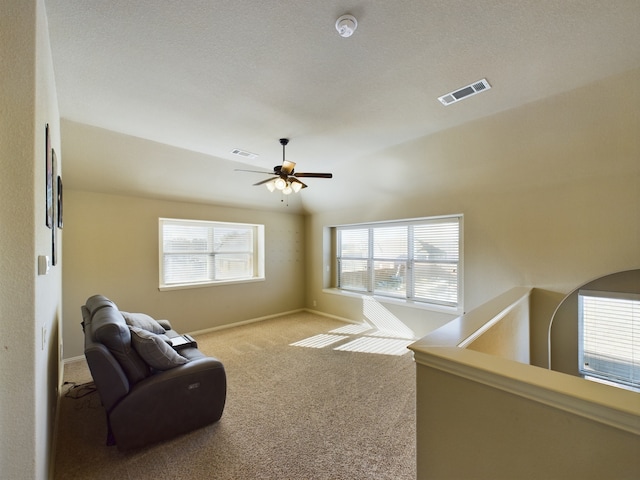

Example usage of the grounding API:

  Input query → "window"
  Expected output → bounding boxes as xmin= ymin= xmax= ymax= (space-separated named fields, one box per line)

xmin=579 ymin=290 xmax=640 ymax=390
xmin=159 ymin=218 xmax=264 ymax=290
xmin=336 ymin=215 xmax=462 ymax=310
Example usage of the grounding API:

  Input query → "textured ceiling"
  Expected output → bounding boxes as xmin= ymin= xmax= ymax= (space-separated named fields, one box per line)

xmin=45 ymin=0 xmax=640 ymax=213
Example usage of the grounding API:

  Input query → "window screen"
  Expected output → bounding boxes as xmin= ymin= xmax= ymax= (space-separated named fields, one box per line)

xmin=159 ymin=218 xmax=264 ymax=289
xmin=578 ymin=290 xmax=640 ymax=389
xmin=336 ymin=215 xmax=462 ymax=309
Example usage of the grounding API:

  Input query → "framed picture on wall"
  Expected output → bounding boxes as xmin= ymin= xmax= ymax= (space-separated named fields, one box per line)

xmin=52 ymin=149 xmax=57 ymax=265
xmin=45 ymin=124 xmax=53 ymax=229
xmin=52 ymin=216 xmax=57 ymax=266
xmin=57 ymin=175 xmax=63 ymax=229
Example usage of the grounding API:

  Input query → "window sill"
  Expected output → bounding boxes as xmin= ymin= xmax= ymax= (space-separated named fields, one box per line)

xmin=160 ymin=277 xmax=265 ymax=291
xmin=584 ymin=375 xmax=640 ymax=393
xmin=322 ymin=288 xmax=462 ymax=315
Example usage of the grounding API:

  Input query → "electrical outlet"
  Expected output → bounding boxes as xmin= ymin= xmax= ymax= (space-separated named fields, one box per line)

xmin=42 ymin=325 xmax=47 ymax=351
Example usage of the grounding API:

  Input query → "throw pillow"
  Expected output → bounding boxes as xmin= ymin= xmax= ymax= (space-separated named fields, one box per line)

xmin=156 ymin=319 xmax=173 ymax=331
xmin=93 ymin=310 xmax=150 ymax=384
xmin=129 ymin=326 xmax=189 ymax=371
xmin=122 ymin=312 xmax=166 ymax=335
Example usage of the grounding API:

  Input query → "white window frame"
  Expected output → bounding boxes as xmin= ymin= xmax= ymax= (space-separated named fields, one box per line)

xmin=159 ymin=217 xmax=265 ymax=291
xmin=334 ymin=215 xmax=463 ymax=312
xmin=578 ymin=289 xmax=640 ymax=390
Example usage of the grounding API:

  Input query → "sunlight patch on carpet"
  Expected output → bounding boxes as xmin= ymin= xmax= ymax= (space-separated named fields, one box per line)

xmin=334 ymin=337 xmax=414 ymax=356
xmin=366 ymin=330 xmax=414 ymax=339
xmin=289 ymin=334 xmax=349 ymax=348
xmin=329 ymin=323 xmax=373 ymax=335
xmin=290 ymin=319 xmax=415 ymax=355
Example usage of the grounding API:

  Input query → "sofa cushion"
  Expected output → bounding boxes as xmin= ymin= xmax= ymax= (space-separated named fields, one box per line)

xmin=129 ymin=326 xmax=189 ymax=371
xmin=121 ymin=312 xmax=166 ymax=335
xmin=92 ymin=308 xmax=150 ymax=384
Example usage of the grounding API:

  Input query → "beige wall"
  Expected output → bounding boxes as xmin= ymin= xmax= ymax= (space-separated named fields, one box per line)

xmin=0 ymin=1 xmax=62 ymax=478
xmin=62 ymin=190 xmax=306 ymax=359
xmin=306 ymin=68 xmax=640 ymax=347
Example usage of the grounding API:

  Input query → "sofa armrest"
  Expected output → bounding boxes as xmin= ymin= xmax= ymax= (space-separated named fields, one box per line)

xmin=85 ymin=343 xmax=130 ymax=412
xmin=108 ymin=356 xmax=226 ymax=449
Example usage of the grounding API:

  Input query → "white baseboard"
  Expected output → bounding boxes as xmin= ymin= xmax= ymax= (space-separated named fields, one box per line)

xmin=63 ymin=355 xmax=86 ymax=365
xmin=187 ymin=308 xmax=303 ymax=336
xmin=302 ymin=308 xmax=361 ymax=325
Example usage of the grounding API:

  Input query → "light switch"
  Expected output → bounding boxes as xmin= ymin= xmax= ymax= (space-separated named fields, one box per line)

xmin=38 ymin=255 xmax=50 ymax=275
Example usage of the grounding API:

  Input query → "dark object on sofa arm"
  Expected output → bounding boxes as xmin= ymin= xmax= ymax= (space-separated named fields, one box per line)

xmin=81 ymin=294 xmax=226 ymax=450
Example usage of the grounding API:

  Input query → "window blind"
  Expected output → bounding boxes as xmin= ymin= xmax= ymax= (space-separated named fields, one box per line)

xmin=336 ymin=215 xmax=461 ymax=308
xmin=579 ymin=290 xmax=640 ymax=389
xmin=160 ymin=218 xmax=261 ymax=288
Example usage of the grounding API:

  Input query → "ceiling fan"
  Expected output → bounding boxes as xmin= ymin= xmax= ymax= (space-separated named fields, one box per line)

xmin=236 ymin=138 xmax=333 ymax=194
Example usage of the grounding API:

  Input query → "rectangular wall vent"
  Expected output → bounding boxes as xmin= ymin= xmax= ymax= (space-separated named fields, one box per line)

xmin=438 ymin=78 xmax=491 ymax=106
xmin=231 ymin=148 xmax=259 ymax=160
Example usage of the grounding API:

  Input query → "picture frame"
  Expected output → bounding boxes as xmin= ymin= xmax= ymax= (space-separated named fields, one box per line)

xmin=57 ymin=175 xmax=63 ymax=229
xmin=52 ymin=149 xmax=57 ymax=266
xmin=45 ymin=124 xmax=53 ymax=228
xmin=52 ymin=215 xmax=57 ymax=266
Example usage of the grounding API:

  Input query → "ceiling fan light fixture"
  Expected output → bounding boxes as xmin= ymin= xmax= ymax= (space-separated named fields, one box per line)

xmin=274 ymin=177 xmax=287 ymax=190
xmin=265 ymin=180 xmax=276 ymax=192
xmin=239 ymin=138 xmax=333 ymax=197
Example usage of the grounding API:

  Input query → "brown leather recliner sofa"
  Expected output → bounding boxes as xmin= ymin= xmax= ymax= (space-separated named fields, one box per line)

xmin=81 ymin=294 xmax=226 ymax=450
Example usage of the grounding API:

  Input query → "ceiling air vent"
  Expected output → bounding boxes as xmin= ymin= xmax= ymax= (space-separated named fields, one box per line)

xmin=438 ymin=78 xmax=491 ymax=106
xmin=231 ymin=148 xmax=259 ymax=160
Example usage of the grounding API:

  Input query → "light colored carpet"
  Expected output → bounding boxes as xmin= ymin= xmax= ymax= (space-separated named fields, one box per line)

xmin=53 ymin=312 xmax=416 ymax=479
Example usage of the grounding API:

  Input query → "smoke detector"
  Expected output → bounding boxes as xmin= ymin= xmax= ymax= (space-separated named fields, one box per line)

xmin=336 ymin=14 xmax=357 ymax=38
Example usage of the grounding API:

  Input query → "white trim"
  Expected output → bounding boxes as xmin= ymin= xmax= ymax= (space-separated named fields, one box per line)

xmin=159 ymin=276 xmax=265 ymax=292
xmin=322 ymin=287 xmax=462 ymax=315
xmin=158 ymin=217 xmax=265 ymax=290
xmin=186 ymin=308 xmax=306 ymax=336
xmin=333 ymin=214 xmax=463 ymax=311
xmin=63 ymin=354 xmax=86 ymax=365
xmin=328 ymin=213 xmax=463 ymax=229
xmin=578 ymin=289 xmax=640 ymax=389
xmin=579 ymin=289 xmax=640 ymax=301
xmin=302 ymin=308 xmax=362 ymax=325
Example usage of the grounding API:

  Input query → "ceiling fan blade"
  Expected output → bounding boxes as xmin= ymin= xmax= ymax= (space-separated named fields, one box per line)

xmin=235 ymin=168 xmax=274 ymax=175
xmin=281 ymin=160 xmax=296 ymax=175
xmin=253 ymin=177 xmax=276 ymax=186
xmin=293 ymin=172 xmax=333 ymax=178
